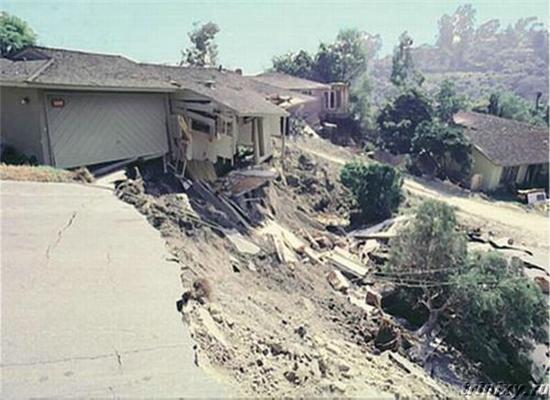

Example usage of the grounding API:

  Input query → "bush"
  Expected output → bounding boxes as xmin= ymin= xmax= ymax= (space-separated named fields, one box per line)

xmin=449 ymin=252 xmax=548 ymax=384
xmin=340 ymin=161 xmax=403 ymax=223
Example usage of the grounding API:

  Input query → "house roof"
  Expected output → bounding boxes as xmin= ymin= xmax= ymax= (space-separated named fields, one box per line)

xmin=252 ymin=72 xmax=331 ymax=91
xmin=0 ymin=47 xmax=286 ymax=116
xmin=453 ymin=111 xmax=549 ymax=167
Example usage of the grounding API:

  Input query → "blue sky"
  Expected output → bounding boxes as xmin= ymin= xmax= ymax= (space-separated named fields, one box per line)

xmin=3 ymin=0 xmax=548 ymax=73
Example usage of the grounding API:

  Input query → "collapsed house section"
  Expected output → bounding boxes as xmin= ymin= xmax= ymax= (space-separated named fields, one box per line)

xmin=0 ymin=46 xmax=289 ymax=175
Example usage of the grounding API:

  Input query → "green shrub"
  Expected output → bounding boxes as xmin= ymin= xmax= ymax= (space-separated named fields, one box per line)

xmin=340 ymin=161 xmax=403 ymax=223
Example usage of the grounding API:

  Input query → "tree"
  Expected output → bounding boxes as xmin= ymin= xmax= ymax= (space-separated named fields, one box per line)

xmin=411 ymin=120 xmax=472 ymax=181
xmin=313 ymin=29 xmax=370 ymax=83
xmin=486 ymin=91 xmax=547 ymax=126
xmin=349 ymin=74 xmax=374 ymax=131
xmin=377 ymin=88 xmax=432 ymax=154
xmin=450 ymin=252 xmax=548 ymax=383
xmin=386 ymin=200 xmax=548 ymax=385
xmin=435 ymin=79 xmax=465 ymax=122
xmin=181 ymin=21 xmax=220 ymax=67
xmin=386 ymin=200 xmax=467 ymax=342
xmin=340 ymin=162 xmax=403 ymax=224
xmin=0 ymin=12 xmax=37 ymax=57
xmin=390 ymin=31 xmax=424 ymax=88
xmin=272 ymin=50 xmax=314 ymax=79
xmin=272 ymin=28 xmax=374 ymax=84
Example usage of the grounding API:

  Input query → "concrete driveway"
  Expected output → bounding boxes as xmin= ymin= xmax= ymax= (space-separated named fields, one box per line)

xmin=1 ymin=181 xmax=228 ymax=398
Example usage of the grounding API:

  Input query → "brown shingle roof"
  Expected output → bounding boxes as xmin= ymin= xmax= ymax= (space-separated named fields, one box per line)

xmin=253 ymin=72 xmax=330 ymax=90
xmin=0 ymin=47 xmax=286 ymax=116
xmin=453 ymin=111 xmax=549 ymax=166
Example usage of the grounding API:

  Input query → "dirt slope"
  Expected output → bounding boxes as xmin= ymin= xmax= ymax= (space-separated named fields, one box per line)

xmin=114 ymin=167 xmax=460 ymax=398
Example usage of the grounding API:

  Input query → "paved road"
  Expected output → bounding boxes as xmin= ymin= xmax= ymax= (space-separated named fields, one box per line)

xmin=1 ymin=181 xmax=228 ymax=398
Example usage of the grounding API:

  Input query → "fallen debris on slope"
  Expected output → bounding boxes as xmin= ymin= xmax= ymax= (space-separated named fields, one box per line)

xmin=111 ymin=159 xmax=464 ymax=397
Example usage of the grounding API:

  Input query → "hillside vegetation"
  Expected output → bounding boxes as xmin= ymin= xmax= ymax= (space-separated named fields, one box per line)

xmin=368 ymin=5 xmax=548 ymax=105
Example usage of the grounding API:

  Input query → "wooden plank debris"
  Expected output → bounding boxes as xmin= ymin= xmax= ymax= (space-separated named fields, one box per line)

xmin=324 ymin=248 xmax=369 ymax=278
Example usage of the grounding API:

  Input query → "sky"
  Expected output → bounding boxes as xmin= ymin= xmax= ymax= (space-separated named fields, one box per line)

xmin=3 ymin=0 xmax=548 ymax=74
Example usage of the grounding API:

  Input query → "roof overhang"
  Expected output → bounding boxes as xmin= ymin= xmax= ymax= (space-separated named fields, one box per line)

xmin=0 ymin=80 xmax=289 ymax=117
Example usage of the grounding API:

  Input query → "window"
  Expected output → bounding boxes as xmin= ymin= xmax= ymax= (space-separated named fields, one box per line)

xmin=216 ymin=116 xmax=233 ymax=136
xmin=191 ymin=119 xmax=211 ymax=134
xmin=335 ymin=90 xmax=342 ymax=109
xmin=324 ymin=92 xmax=329 ymax=109
xmin=500 ymin=166 xmax=519 ymax=184
xmin=300 ymin=90 xmax=313 ymax=96
xmin=330 ymin=91 xmax=335 ymax=109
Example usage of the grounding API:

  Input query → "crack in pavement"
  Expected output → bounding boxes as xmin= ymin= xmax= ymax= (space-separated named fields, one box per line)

xmin=1 ymin=343 xmax=187 ymax=368
xmin=45 ymin=211 xmax=78 ymax=261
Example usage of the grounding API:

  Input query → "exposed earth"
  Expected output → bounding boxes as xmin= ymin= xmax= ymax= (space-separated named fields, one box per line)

xmin=2 ymin=133 xmax=547 ymax=398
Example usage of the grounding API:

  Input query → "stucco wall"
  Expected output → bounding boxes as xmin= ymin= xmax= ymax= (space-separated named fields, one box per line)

xmin=471 ymin=146 xmax=503 ymax=191
xmin=0 ymin=87 xmax=45 ymax=163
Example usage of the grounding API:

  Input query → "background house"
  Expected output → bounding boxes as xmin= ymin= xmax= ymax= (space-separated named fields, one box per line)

xmin=251 ymin=72 xmax=349 ymax=126
xmin=0 ymin=47 xmax=287 ymax=171
xmin=454 ymin=111 xmax=549 ymax=192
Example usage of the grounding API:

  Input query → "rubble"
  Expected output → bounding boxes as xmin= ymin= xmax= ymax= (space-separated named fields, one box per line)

xmin=327 ymin=270 xmax=351 ymax=293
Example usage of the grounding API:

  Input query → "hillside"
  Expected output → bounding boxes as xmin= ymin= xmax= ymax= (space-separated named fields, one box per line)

xmin=368 ymin=8 xmax=548 ymax=107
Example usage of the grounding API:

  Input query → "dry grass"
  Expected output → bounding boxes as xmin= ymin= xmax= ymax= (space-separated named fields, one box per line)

xmin=0 ymin=164 xmax=94 ymax=183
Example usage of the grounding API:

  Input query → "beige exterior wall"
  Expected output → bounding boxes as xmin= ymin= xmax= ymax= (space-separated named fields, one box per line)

xmin=471 ymin=146 xmax=503 ymax=191
xmin=0 ymin=87 xmax=45 ymax=163
xmin=169 ymin=91 xmax=280 ymax=164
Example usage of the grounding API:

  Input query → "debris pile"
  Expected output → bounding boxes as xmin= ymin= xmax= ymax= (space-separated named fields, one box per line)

xmin=112 ymin=161 xmax=461 ymax=397
xmin=280 ymin=147 xmax=351 ymax=218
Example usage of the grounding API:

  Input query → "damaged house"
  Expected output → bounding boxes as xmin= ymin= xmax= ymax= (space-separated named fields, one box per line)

xmin=0 ymin=47 xmax=288 ymax=172
xmin=454 ymin=111 xmax=549 ymax=192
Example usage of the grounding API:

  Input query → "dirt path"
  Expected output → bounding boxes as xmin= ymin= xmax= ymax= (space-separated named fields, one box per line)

xmin=294 ymin=138 xmax=549 ymax=249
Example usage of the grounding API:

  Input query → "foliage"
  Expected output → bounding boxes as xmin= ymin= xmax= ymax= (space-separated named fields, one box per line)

xmin=377 ymin=88 xmax=432 ymax=154
xmin=390 ymin=31 xmax=424 ymax=88
xmin=181 ymin=21 xmax=220 ymax=67
xmin=272 ymin=50 xmax=315 ymax=80
xmin=349 ymin=74 xmax=374 ymax=131
xmin=411 ymin=120 xmax=471 ymax=181
xmin=386 ymin=200 xmax=548 ymax=384
xmin=478 ymin=90 xmax=549 ymax=126
xmin=449 ymin=252 xmax=548 ymax=383
xmin=435 ymin=79 xmax=466 ymax=122
xmin=369 ymin=6 xmax=549 ymax=106
xmin=272 ymin=28 xmax=379 ymax=84
xmin=1 ymin=145 xmax=37 ymax=165
xmin=0 ymin=12 xmax=37 ymax=57
xmin=386 ymin=200 xmax=467 ymax=337
xmin=340 ymin=161 xmax=403 ymax=223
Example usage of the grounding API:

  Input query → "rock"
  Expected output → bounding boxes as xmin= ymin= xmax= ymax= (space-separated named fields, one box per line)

xmin=326 ymin=342 xmax=340 ymax=355
xmin=295 ymin=325 xmax=307 ymax=338
xmin=283 ymin=370 xmax=301 ymax=385
xmin=318 ymin=358 xmax=328 ymax=377
xmin=269 ymin=342 xmax=285 ymax=356
xmin=327 ymin=270 xmax=350 ymax=293
xmin=330 ymin=381 xmax=346 ymax=393
xmin=208 ymin=303 xmax=223 ymax=323
xmin=208 ymin=303 xmax=222 ymax=315
xmin=366 ymin=287 xmax=382 ymax=309
xmin=247 ymin=261 xmax=257 ymax=272
xmin=535 ymin=276 xmax=550 ymax=294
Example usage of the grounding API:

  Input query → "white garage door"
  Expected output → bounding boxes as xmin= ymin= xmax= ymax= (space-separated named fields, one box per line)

xmin=45 ymin=92 xmax=169 ymax=168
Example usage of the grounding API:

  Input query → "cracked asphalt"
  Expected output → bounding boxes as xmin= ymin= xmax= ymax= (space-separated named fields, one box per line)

xmin=1 ymin=181 xmax=228 ymax=398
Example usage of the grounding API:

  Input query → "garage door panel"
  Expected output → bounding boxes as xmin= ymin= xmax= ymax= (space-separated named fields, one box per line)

xmin=46 ymin=93 xmax=168 ymax=168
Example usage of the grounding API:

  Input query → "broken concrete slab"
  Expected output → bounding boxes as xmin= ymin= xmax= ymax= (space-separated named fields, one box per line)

xmin=327 ymin=270 xmax=350 ymax=293
xmin=348 ymin=215 xmax=409 ymax=240
xmin=225 ymin=229 xmax=261 ymax=255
